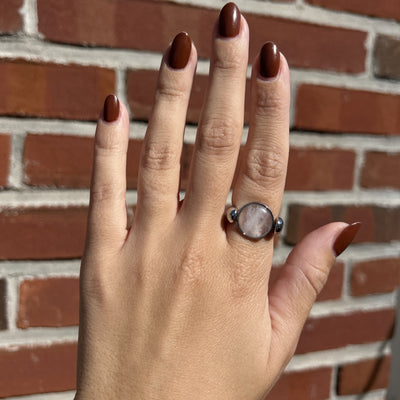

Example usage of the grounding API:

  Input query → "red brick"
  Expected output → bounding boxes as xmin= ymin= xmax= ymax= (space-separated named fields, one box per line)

xmin=18 ymin=277 xmax=79 ymax=328
xmin=295 ymin=84 xmax=400 ymax=136
xmin=0 ymin=0 xmax=23 ymax=33
xmin=23 ymin=134 xmax=94 ymax=187
xmin=0 ymin=134 xmax=11 ymax=188
xmin=286 ymin=204 xmax=400 ymax=245
xmin=0 ymin=60 xmax=115 ymax=120
xmin=38 ymin=0 xmax=366 ymax=73
xmin=296 ymin=309 xmax=395 ymax=354
xmin=351 ymin=258 xmax=400 ymax=297
xmin=246 ymin=14 xmax=365 ymax=74
xmin=286 ymin=148 xmax=355 ymax=190
xmin=317 ymin=262 xmax=344 ymax=301
xmin=0 ymin=342 xmax=77 ymax=397
xmin=306 ymin=0 xmax=400 ymax=22
xmin=0 ymin=207 xmax=87 ymax=260
xmin=267 ymin=368 xmax=332 ymax=400
xmin=23 ymin=134 xmax=197 ymax=190
xmin=0 ymin=279 xmax=7 ymax=330
xmin=337 ymin=355 xmax=391 ymax=395
xmin=374 ymin=35 xmax=400 ymax=80
xmin=270 ymin=262 xmax=344 ymax=302
xmin=361 ymin=151 xmax=400 ymax=189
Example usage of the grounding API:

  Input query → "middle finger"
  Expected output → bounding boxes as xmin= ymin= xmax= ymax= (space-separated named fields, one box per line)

xmin=182 ymin=3 xmax=249 ymax=225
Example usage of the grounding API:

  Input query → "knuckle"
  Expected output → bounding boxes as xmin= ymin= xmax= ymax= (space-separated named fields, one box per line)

xmin=254 ymin=84 xmax=288 ymax=115
xmin=95 ymin=135 xmax=125 ymax=155
xmin=156 ymin=80 xmax=187 ymax=103
xmin=244 ymin=147 xmax=286 ymax=186
xmin=199 ymin=118 xmax=240 ymax=156
xmin=141 ymin=140 xmax=180 ymax=172
xmin=213 ymin=46 xmax=244 ymax=73
xmin=91 ymin=182 xmax=125 ymax=203
xmin=177 ymin=244 xmax=207 ymax=288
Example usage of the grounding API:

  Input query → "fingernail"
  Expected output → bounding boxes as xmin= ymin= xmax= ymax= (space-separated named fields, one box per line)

xmin=333 ymin=222 xmax=361 ymax=257
xmin=103 ymin=94 xmax=119 ymax=122
xmin=168 ymin=31 xmax=192 ymax=69
xmin=260 ymin=42 xmax=280 ymax=78
xmin=219 ymin=2 xmax=240 ymax=38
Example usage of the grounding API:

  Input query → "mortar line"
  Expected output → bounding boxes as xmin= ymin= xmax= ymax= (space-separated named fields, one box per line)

xmin=20 ymin=0 xmax=39 ymax=37
xmin=8 ymin=133 xmax=25 ymax=189
xmin=6 ymin=277 xmax=19 ymax=332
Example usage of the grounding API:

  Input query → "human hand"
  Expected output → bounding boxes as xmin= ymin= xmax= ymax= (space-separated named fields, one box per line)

xmin=75 ymin=3 xmax=360 ymax=399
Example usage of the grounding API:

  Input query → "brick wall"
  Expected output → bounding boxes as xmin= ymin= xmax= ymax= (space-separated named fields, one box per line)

xmin=0 ymin=0 xmax=399 ymax=399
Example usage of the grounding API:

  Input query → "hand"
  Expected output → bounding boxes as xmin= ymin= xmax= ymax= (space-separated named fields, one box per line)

xmin=75 ymin=3 xmax=360 ymax=399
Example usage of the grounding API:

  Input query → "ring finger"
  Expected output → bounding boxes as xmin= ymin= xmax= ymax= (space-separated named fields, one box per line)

xmin=228 ymin=43 xmax=290 ymax=248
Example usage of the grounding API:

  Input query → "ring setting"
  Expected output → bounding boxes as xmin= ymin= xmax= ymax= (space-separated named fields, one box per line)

xmin=226 ymin=202 xmax=283 ymax=240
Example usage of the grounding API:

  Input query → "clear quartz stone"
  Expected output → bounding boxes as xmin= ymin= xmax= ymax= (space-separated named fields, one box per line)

xmin=237 ymin=203 xmax=273 ymax=239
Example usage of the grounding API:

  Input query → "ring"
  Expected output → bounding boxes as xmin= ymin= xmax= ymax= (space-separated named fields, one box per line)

xmin=226 ymin=202 xmax=283 ymax=240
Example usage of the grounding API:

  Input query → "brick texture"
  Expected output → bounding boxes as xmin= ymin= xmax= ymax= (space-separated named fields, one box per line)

xmin=296 ymin=309 xmax=395 ymax=354
xmin=337 ymin=356 xmax=392 ymax=395
xmin=351 ymin=258 xmax=400 ymax=297
xmin=23 ymin=134 xmax=359 ymax=192
xmin=286 ymin=204 xmax=400 ymax=245
xmin=0 ymin=279 xmax=7 ymax=330
xmin=22 ymin=134 xmax=196 ymax=190
xmin=270 ymin=262 xmax=344 ymax=302
xmin=0 ymin=60 xmax=115 ymax=120
xmin=267 ymin=368 xmax=332 ymax=400
xmin=18 ymin=277 xmax=79 ymax=328
xmin=374 ymin=35 xmax=400 ymax=80
xmin=0 ymin=207 xmax=87 ymax=260
xmin=0 ymin=134 xmax=11 ymax=188
xmin=286 ymin=148 xmax=355 ymax=190
xmin=23 ymin=134 xmax=94 ymax=188
xmin=38 ymin=0 xmax=366 ymax=73
xmin=361 ymin=151 xmax=400 ymax=189
xmin=0 ymin=343 xmax=77 ymax=398
xmin=295 ymin=84 xmax=400 ymax=135
xmin=306 ymin=0 xmax=400 ymax=22
xmin=0 ymin=0 xmax=23 ymax=33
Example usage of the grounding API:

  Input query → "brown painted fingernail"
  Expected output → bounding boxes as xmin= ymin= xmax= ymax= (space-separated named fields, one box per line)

xmin=219 ymin=2 xmax=240 ymax=37
xmin=333 ymin=222 xmax=361 ymax=257
xmin=103 ymin=94 xmax=119 ymax=122
xmin=260 ymin=42 xmax=280 ymax=78
xmin=168 ymin=31 xmax=192 ymax=69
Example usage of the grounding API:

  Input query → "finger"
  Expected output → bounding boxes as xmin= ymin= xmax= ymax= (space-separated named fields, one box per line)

xmin=87 ymin=94 xmax=130 ymax=247
xmin=135 ymin=32 xmax=197 ymax=229
xmin=182 ymin=4 xmax=249 ymax=223
xmin=228 ymin=43 xmax=290 ymax=246
xmin=267 ymin=222 xmax=361 ymax=370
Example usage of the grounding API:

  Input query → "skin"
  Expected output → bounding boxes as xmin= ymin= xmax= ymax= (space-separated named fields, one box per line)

xmin=75 ymin=13 xmax=349 ymax=400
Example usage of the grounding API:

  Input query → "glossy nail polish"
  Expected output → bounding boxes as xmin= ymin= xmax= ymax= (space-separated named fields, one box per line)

xmin=333 ymin=222 xmax=361 ymax=257
xmin=168 ymin=31 xmax=192 ymax=69
xmin=103 ymin=94 xmax=119 ymax=122
xmin=260 ymin=42 xmax=280 ymax=78
xmin=219 ymin=2 xmax=240 ymax=37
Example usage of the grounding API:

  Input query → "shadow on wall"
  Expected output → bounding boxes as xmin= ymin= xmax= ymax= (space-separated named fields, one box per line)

xmin=387 ymin=287 xmax=400 ymax=400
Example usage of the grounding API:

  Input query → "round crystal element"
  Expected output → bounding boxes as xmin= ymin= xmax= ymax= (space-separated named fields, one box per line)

xmin=236 ymin=202 xmax=274 ymax=239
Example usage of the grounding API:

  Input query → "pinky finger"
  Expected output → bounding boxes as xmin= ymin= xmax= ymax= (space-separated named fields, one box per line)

xmin=86 ymin=95 xmax=130 ymax=249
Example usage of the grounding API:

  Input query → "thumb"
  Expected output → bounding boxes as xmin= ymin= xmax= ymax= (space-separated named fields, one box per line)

xmin=267 ymin=222 xmax=361 ymax=369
